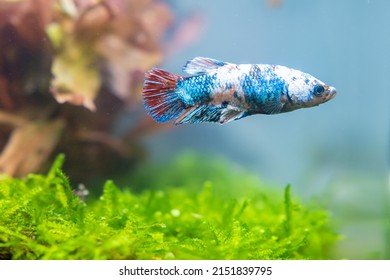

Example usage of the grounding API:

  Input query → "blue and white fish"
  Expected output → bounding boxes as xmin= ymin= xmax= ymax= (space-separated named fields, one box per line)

xmin=142 ymin=57 xmax=336 ymax=124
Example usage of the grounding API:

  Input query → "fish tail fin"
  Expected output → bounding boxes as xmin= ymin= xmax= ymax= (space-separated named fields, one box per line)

xmin=142 ymin=68 xmax=185 ymax=123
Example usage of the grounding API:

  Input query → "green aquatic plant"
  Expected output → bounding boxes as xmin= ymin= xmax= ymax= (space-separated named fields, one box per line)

xmin=0 ymin=154 xmax=338 ymax=260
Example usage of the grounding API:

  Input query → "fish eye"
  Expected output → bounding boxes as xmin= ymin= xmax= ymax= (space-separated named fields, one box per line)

xmin=313 ymin=84 xmax=325 ymax=96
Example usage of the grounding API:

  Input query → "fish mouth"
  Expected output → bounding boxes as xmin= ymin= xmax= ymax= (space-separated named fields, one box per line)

xmin=326 ymin=86 xmax=337 ymax=100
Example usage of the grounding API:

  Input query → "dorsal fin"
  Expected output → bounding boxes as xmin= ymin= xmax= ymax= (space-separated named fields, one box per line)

xmin=182 ymin=57 xmax=228 ymax=75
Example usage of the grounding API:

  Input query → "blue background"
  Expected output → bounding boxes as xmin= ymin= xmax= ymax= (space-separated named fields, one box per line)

xmin=140 ymin=0 xmax=389 ymax=259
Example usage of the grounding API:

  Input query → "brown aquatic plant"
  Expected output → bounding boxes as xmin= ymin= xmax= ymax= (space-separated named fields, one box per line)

xmin=0 ymin=0 xmax=202 ymax=181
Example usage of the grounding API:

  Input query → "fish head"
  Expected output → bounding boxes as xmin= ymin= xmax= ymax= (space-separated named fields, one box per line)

xmin=277 ymin=67 xmax=337 ymax=112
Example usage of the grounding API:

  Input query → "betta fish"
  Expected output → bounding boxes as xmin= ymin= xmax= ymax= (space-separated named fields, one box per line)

xmin=142 ymin=57 xmax=336 ymax=124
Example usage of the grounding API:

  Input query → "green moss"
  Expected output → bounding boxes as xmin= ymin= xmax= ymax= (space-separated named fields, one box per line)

xmin=0 ymin=154 xmax=338 ymax=260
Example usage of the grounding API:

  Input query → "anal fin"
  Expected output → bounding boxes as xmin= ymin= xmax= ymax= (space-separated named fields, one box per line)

xmin=175 ymin=105 xmax=246 ymax=124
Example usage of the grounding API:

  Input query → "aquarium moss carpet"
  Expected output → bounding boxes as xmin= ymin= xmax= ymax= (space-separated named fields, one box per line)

xmin=0 ymin=155 xmax=338 ymax=260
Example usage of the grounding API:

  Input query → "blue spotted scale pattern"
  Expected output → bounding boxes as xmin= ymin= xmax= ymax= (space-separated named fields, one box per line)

xmin=176 ymin=73 xmax=217 ymax=106
xmin=142 ymin=57 xmax=336 ymax=125
xmin=241 ymin=65 xmax=288 ymax=114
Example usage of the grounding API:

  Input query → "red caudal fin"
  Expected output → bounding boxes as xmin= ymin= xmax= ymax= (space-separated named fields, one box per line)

xmin=142 ymin=68 xmax=185 ymax=122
